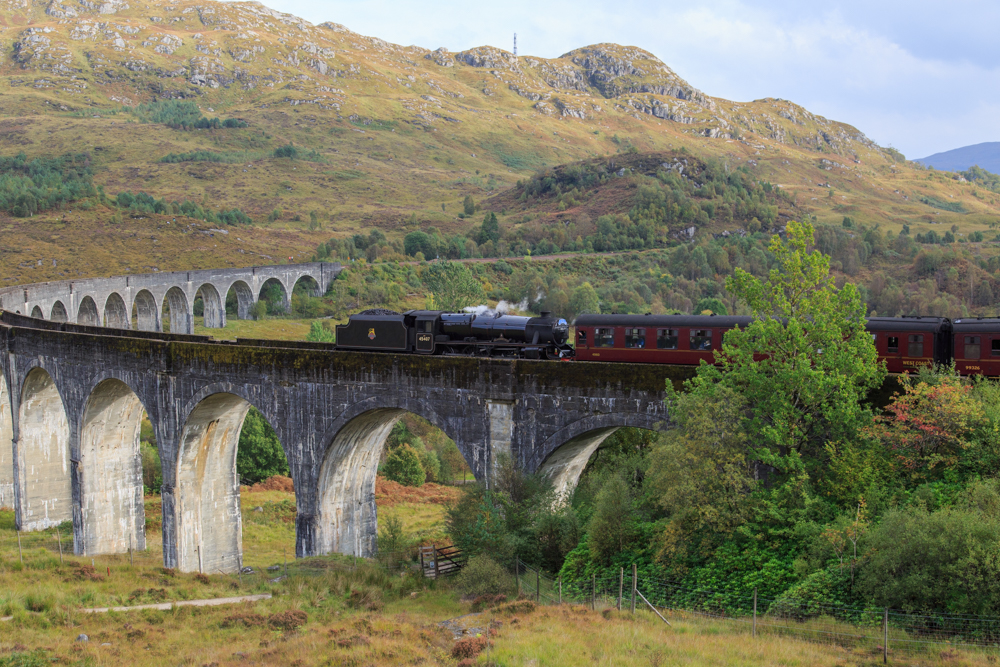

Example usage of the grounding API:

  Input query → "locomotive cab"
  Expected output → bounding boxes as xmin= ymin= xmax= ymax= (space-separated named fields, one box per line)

xmin=406 ymin=310 xmax=442 ymax=354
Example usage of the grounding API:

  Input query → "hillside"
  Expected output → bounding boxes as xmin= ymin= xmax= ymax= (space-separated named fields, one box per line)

xmin=916 ymin=141 xmax=1000 ymax=173
xmin=0 ymin=0 xmax=997 ymax=284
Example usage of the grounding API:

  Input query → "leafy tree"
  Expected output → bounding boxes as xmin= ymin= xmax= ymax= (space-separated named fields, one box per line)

xmin=404 ymin=231 xmax=436 ymax=258
xmin=382 ymin=444 xmax=425 ymax=487
xmin=479 ymin=211 xmax=500 ymax=245
xmin=305 ymin=320 xmax=335 ymax=342
xmin=421 ymin=261 xmax=485 ymax=311
xmin=586 ymin=473 xmax=636 ymax=564
xmin=693 ymin=297 xmax=727 ymax=315
xmin=569 ymin=282 xmax=600 ymax=316
xmin=463 ymin=195 xmax=475 ymax=216
xmin=237 ymin=408 xmax=289 ymax=484
xmin=683 ymin=220 xmax=885 ymax=473
xmin=647 ymin=387 xmax=754 ymax=566
xmin=866 ymin=373 xmax=987 ymax=483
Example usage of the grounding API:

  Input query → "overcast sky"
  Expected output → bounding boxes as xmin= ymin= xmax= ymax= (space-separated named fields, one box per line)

xmin=256 ymin=0 xmax=999 ymax=158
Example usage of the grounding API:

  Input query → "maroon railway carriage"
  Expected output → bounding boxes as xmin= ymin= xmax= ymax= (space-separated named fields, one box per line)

xmin=572 ymin=314 xmax=752 ymax=363
xmin=865 ymin=317 xmax=951 ymax=374
xmin=952 ymin=318 xmax=1000 ymax=376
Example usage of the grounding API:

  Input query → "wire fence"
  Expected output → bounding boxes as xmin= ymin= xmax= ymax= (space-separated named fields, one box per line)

xmin=514 ymin=560 xmax=1000 ymax=659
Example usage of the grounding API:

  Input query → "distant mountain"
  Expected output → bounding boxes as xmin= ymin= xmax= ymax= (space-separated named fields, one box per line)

xmin=915 ymin=142 xmax=1000 ymax=173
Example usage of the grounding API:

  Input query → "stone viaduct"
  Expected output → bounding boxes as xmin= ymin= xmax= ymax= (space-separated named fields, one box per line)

xmin=0 ymin=262 xmax=341 ymax=334
xmin=0 ymin=263 xmax=678 ymax=574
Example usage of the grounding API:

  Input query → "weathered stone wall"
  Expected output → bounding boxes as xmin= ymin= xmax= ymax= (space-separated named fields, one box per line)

xmin=0 ymin=314 xmax=673 ymax=572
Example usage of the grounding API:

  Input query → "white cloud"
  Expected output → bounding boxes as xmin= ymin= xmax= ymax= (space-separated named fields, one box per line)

xmin=254 ymin=0 xmax=999 ymax=158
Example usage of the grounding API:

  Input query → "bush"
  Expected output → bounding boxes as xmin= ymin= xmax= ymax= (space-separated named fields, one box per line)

xmin=250 ymin=300 xmax=268 ymax=320
xmin=418 ymin=447 xmax=441 ymax=483
xmin=857 ymin=503 xmax=1000 ymax=614
xmin=454 ymin=555 xmax=516 ymax=599
xmin=377 ymin=512 xmax=409 ymax=563
xmin=381 ymin=445 xmax=425 ymax=487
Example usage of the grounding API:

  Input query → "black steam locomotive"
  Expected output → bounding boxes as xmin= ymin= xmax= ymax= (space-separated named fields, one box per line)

xmin=335 ymin=309 xmax=572 ymax=359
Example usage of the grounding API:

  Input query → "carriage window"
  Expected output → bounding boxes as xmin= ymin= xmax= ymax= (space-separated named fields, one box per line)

xmin=907 ymin=334 xmax=923 ymax=357
xmin=887 ymin=336 xmax=899 ymax=353
xmin=690 ymin=329 xmax=713 ymax=351
xmin=625 ymin=328 xmax=646 ymax=348
xmin=595 ymin=328 xmax=615 ymax=347
xmin=419 ymin=320 xmax=433 ymax=333
xmin=965 ymin=336 xmax=981 ymax=359
xmin=577 ymin=330 xmax=587 ymax=344
xmin=657 ymin=329 xmax=679 ymax=349
xmin=993 ymin=339 xmax=1000 ymax=357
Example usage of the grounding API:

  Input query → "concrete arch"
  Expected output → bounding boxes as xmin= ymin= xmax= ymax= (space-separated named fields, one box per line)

xmin=79 ymin=378 xmax=146 ymax=555
xmin=30 ymin=306 xmax=44 ymax=319
xmin=174 ymin=392 xmax=254 ymax=573
xmin=0 ymin=373 xmax=14 ymax=509
xmin=50 ymin=300 xmax=68 ymax=323
xmin=132 ymin=290 xmax=159 ymax=332
xmin=77 ymin=295 xmax=100 ymax=326
xmin=18 ymin=367 xmax=72 ymax=531
xmin=225 ymin=280 xmax=255 ymax=320
xmin=536 ymin=413 xmax=664 ymax=500
xmin=258 ymin=277 xmax=290 ymax=315
xmin=104 ymin=292 xmax=130 ymax=329
xmin=196 ymin=283 xmax=226 ymax=329
xmin=162 ymin=286 xmax=192 ymax=334
xmin=315 ymin=399 xmax=459 ymax=558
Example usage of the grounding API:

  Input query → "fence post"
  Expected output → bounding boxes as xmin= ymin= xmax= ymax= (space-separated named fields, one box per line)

xmin=17 ymin=529 xmax=22 ymax=565
xmin=419 ymin=547 xmax=425 ymax=575
xmin=753 ymin=588 xmax=757 ymax=637
xmin=618 ymin=567 xmax=623 ymax=611
xmin=56 ymin=526 xmax=63 ymax=564
xmin=591 ymin=573 xmax=596 ymax=611
xmin=883 ymin=607 xmax=888 ymax=664
xmin=433 ymin=544 xmax=439 ymax=579
xmin=630 ymin=563 xmax=637 ymax=614
xmin=536 ymin=568 xmax=540 ymax=604
xmin=558 ymin=577 xmax=562 ymax=605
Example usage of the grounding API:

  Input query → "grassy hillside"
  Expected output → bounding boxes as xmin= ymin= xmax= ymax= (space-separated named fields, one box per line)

xmin=0 ymin=0 xmax=997 ymax=286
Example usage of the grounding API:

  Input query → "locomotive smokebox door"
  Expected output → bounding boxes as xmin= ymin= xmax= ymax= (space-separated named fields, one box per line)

xmin=335 ymin=313 xmax=408 ymax=351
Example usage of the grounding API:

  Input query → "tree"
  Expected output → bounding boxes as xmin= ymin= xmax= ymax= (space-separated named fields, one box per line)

xmin=479 ymin=211 xmax=500 ymax=245
xmin=683 ymin=220 xmax=885 ymax=473
xmin=586 ymin=473 xmax=635 ymax=564
xmin=422 ymin=261 xmax=486 ymax=311
xmin=382 ymin=444 xmax=425 ymax=487
xmin=306 ymin=320 xmax=335 ymax=342
xmin=237 ymin=408 xmax=289 ymax=484
xmin=463 ymin=195 xmax=475 ymax=216
xmin=569 ymin=282 xmax=600 ymax=316
xmin=694 ymin=297 xmax=727 ymax=315
xmin=404 ymin=231 xmax=435 ymax=258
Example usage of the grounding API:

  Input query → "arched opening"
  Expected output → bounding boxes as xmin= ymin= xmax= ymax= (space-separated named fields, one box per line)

xmin=538 ymin=423 xmax=661 ymax=501
xmin=18 ymin=367 xmax=71 ymax=531
xmin=77 ymin=296 xmax=100 ymax=326
xmin=50 ymin=300 xmax=68 ymax=323
xmin=292 ymin=274 xmax=321 ymax=298
xmin=160 ymin=286 xmax=191 ymax=334
xmin=79 ymin=379 xmax=146 ymax=555
xmin=175 ymin=395 xmax=290 ymax=573
xmin=316 ymin=408 xmax=469 ymax=558
xmin=30 ymin=306 xmax=44 ymax=320
xmin=258 ymin=278 xmax=289 ymax=316
xmin=131 ymin=290 xmax=159 ymax=332
xmin=290 ymin=274 xmax=324 ymax=318
xmin=195 ymin=283 xmax=225 ymax=329
xmin=0 ymin=374 xmax=14 ymax=509
xmin=225 ymin=281 xmax=255 ymax=320
xmin=103 ymin=292 xmax=130 ymax=329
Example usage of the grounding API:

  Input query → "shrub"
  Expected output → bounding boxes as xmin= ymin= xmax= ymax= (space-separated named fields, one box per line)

xmin=381 ymin=445 xmax=425 ymax=487
xmin=857 ymin=505 xmax=1000 ymax=615
xmin=452 ymin=636 xmax=488 ymax=659
xmin=268 ymin=609 xmax=307 ymax=631
xmin=454 ymin=555 xmax=516 ymax=599
xmin=250 ymin=301 xmax=268 ymax=320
